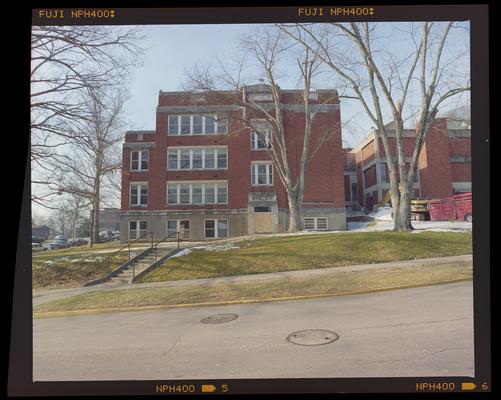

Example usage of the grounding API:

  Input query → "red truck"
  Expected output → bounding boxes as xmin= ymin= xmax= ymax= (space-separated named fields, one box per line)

xmin=427 ymin=192 xmax=472 ymax=222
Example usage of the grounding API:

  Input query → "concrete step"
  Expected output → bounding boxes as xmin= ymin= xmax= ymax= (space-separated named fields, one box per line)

xmin=110 ymin=278 xmax=131 ymax=284
xmin=105 ymin=248 xmax=181 ymax=285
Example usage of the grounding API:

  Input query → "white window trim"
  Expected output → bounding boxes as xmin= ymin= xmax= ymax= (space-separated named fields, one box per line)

xmin=129 ymin=183 xmax=148 ymax=206
xmin=251 ymin=162 xmax=274 ymax=186
xmin=204 ymin=219 xmax=229 ymax=239
xmin=130 ymin=150 xmax=149 ymax=172
xmin=167 ymin=114 xmax=228 ymax=136
xmin=251 ymin=130 xmax=272 ymax=151
xmin=166 ymin=181 xmax=228 ymax=205
xmin=167 ymin=146 xmax=228 ymax=171
xmin=303 ymin=217 xmax=329 ymax=231
xmin=128 ymin=220 xmax=148 ymax=240
xmin=167 ymin=219 xmax=190 ymax=239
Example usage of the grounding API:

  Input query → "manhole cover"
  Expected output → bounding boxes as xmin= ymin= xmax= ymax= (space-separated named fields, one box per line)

xmin=287 ymin=329 xmax=339 ymax=346
xmin=200 ymin=313 xmax=238 ymax=324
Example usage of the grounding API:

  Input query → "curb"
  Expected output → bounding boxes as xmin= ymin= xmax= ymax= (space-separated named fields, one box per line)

xmin=33 ymin=278 xmax=472 ymax=319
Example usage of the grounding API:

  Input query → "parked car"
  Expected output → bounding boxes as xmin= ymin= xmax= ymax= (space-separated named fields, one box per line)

xmin=68 ymin=238 xmax=88 ymax=247
xmin=32 ymin=235 xmax=45 ymax=244
xmin=99 ymin=230 xmax=118 ymax=242
xmin=32 ymin=243 xmax=45 ymax=252
xmin=48 ymin=237 xmax=69 ymax=250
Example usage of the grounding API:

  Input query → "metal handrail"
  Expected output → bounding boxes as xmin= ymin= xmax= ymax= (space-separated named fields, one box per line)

xmin=132 ymin=231 xmax=183 ymax=279
xmin=151 ymin=231 xmax=182 ymax=263
xmin=100 ymin=231 xmax=153 ymax=274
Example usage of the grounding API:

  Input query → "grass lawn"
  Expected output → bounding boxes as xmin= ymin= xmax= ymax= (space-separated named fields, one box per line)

xmin=33 ymin=260 xmax=472 ymax=317
xmin=139 ymin=231 xmax=472 ymax=283
xmin=33 ymin=251 xmax=130 ymax=289
xmin=33 ymin=241 xmax=149 ymax=260
xmin=32 ymin=242 xmax=153 ymax=289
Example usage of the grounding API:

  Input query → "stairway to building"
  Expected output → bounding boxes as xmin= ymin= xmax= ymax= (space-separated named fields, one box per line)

xmin=107 ymin=246 xmax=180 ymax=285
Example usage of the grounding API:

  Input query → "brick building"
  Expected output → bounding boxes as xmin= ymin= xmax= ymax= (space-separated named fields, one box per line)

xmin=120 ymin=85 xmax=346 ymax=241
xmin=348 ymin=118 xmax=471 ymax=211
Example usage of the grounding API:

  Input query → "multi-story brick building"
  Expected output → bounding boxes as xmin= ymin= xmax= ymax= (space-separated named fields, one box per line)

xmin=348 ymin=118 xmax=471 ymax=211
xmin=120 ymin=85 xmax=347 ymax=241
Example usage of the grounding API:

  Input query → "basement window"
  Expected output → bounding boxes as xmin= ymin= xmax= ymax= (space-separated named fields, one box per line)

xmin=304 ymin=217 xmax=328 ymax=231
xmin=129 ymin=220 xmax=147 ymax=240
xmin=167 ymin=220 xmax=190 ymax=239
xmin=205 ymin=219 xmax=228 ymax=239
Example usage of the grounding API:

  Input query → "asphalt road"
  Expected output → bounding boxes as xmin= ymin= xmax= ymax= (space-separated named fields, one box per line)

xmin=33 ymin=281 xmax=474 ymax=381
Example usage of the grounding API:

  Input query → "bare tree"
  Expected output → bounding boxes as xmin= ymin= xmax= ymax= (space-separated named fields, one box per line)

xmin=54 ymin=194 xmax=90 ymax=240
xmin=31 ymin=25 xmax=143 ymax=208
xmin=186 ymin=28 xmax=342 ymax=231
xmin=42 ymin=88 xmax=127 ymax=245
xmin=281 ymin=22 xmax=470 ymax=231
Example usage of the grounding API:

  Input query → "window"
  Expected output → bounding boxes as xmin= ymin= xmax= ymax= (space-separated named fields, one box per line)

xmin=254 ymin=206 xmax=271 ymax=212
xmin=251 ymin=130 xmax=272 ymax=150
xmin=304 ymin=217 xmax=328 ymax=231
xmin=168 ymin=150 xmax=178 ymax=170
xmin=167 ymin=185 xmax=177 ymax=204
xmin=217 ymin=220 xmax=228 ymax=237
xmin=217 ymin=148 xmax=227 ymax=168
xmin=192 ymin=115 xmax=203 ymax=134
xmin=251 ymin=163 xmax=273 ymax=186
xmin=179 ymin=184 xmax=190 ymax=204
xmin=379 ymin=163 xmax=387 ymax=183
xmin=205 ymin=219 xmax=228 ymax=238
xmin=304 ymin=218 xmax=315 ymax=230
xmin=316 ymin=218 xmax=328 ymax=230
xmin=167 ymin=220 xmax=190 ymax=239
xmin=180 ymin=115 xmax=190 ymax=135
xmin=167 ymin=114 xmax=227 ymax=135
xmin=218 ymin=185 xmax=228 ymax=204
xmin=168 ymin=115 xmax=178 ymax=135
xmin=205 ymin=149 xmax=215 ymax=169
xmin=129 ymin=220 xmax=147 ymax=240
xmin=205 ymin=185 xmax=215 ymax=204
xmin=205 ymin=116 xmax=215 ymax=134
xmin=167 ymin=148 xmax=227 ymax=170
xmin=192 ymin=184 xmax=203 ymax=204
xmin=130 ymin=183 xmax=148 ymax=206
xmin=166 ymin=182 xmax=228 ymax=205
xmin=351 ymin=183 xmax=358 ymax=202
xmin=180 ymin=150 xmax=190 ymax=169
xmin=192 ymin=150 xmax=203 ymax=169
xmin=130 ymin=150 xmax=149 ymax=171
xmin=217 ymin=118 xmax=227 ymax=134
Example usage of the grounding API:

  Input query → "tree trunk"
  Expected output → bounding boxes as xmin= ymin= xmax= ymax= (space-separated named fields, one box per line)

xmin=393 ymin=186 xmax=413 ymax=231
xmin=92 ymin=188 xmax=100 ymax=243
xmin=287 ymin=192 xmax=302 ymax=232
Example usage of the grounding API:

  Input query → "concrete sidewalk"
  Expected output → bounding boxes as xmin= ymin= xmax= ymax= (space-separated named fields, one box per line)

xmin=32 ymin=254 xmax=472 ymax=306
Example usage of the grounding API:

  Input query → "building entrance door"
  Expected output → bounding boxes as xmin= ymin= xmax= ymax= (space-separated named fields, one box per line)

xmin=254 ymin=206 xmax=273 ymax=233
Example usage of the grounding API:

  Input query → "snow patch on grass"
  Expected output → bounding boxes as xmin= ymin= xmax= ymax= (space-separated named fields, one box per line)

xmin=169 ymin=248 xmax=192 ymax=258
xmin=348 ymin=219 xmax=472 ymax=232
xmin=369 ymin=206 xmax=393 ymax=221
xmin=192 ymin=243 xmax=241 ymax=251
